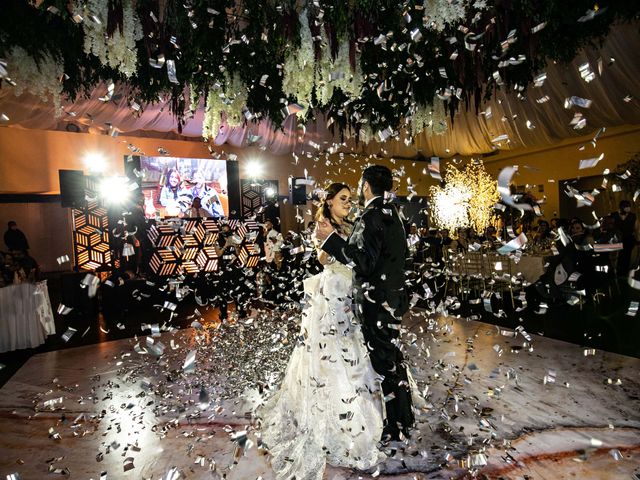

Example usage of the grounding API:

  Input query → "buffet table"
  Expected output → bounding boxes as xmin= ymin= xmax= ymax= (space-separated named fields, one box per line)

xmin=0 ymin=281 xmax=55 ymax=353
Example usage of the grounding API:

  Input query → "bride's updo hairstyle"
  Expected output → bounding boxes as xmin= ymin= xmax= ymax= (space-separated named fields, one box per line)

xmin=316 ymin=182 xmax=351 ymax=231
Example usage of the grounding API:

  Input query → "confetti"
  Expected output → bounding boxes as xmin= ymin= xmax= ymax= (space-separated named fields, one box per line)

xmin=61 ymin=327 xmax=77 ymax=342
xmin=579 ymin=153 xmax=605 ymax=169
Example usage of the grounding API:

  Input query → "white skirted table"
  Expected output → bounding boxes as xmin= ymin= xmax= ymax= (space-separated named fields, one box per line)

xmin=0 ymin=281 xmax=55 ymax=353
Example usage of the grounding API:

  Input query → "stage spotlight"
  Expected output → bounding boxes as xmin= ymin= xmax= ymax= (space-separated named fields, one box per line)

xmin=84 ymin=152 xmax=107 ymax=174
xmin=246 ymin=160 xmax=263 ymax=178
xmin=264 ymin=186 xmax=276 ymax=198
xmin=99 ymin=176 xmax=131 ymax=204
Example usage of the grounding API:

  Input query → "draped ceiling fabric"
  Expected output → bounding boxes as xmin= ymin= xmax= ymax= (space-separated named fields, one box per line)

xmin=1 ymin=23 xmax=639 ymax=159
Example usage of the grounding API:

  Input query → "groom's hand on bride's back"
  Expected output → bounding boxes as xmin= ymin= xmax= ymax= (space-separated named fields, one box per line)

xmin=315 ymin=218 xmax=335 ymax=241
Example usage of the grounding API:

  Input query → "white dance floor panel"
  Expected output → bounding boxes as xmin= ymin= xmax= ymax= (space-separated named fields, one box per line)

xmin=0 ymin=311 xmax=638 ymax=479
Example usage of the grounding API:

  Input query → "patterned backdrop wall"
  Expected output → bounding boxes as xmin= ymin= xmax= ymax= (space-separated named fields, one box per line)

xmin=147 ymin=218 xmax=261 ymax=276
xmin=241 ymin=179 xmax=279 ymax=219
xmin=72 ymin=177 xmax=112 ymax=271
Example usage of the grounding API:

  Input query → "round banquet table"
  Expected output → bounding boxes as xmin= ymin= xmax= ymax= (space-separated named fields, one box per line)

xmin=0 ymin=280 xmax=55 ymax=353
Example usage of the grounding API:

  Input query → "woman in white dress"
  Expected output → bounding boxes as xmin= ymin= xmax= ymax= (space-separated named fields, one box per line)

xmin=259 ymin=183 xmax=385 ymax=480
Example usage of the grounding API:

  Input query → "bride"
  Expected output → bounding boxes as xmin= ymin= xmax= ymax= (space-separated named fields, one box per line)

xmin=259 ymin=182 xmax=385 ymax=480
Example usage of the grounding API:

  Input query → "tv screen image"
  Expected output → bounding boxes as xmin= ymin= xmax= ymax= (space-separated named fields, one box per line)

xmin=139 ymin=156 xmax=229 ymax=219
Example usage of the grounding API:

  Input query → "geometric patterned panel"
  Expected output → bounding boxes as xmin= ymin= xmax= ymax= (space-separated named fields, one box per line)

xmin=148 ymin=217 xmax=262 ymax=276
xmin=238 ymin=243 xmax=260 ymax=268
xmin=71 ymin=178 xmax=112 ymax=271
xmin=241 ymin=179 xmax=278 ymax=218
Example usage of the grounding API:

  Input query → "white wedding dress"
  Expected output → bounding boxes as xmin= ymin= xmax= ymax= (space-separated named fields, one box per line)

xmin=259 ymin=253 xmax=385 ymax=479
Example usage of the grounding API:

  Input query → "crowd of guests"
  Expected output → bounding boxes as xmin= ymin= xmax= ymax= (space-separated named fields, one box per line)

xmin=404 ymin=200 xmax=640 ymax=304
xmin=109 ymin=195 xmax=640 ymax=319
xmin=6 ymin=192 xmax=637 ymax=320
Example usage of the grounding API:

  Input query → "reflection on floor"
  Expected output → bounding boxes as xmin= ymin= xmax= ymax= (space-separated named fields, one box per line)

xmin=0 ymin=310 xmax=639 ymax=479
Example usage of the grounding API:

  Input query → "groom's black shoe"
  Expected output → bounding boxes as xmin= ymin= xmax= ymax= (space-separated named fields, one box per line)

xmin=381 ymin=423 xmax=412 ymax=443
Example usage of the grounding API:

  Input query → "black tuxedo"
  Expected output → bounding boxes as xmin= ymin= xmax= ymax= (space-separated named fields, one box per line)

xmin=322 ymin=196 xmax=414 ymax=439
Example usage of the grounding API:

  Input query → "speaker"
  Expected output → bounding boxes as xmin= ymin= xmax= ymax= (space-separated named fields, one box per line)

xmin=226 ymin=161 xmax=241 ymax=219
xmin=289 ymin=177 xmax=307 ymax=205
xmin=59 ymin=170 xmax=86 ymax=208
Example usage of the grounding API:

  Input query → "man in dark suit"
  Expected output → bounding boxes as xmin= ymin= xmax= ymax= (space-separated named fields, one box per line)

xmin=316 ymin=165 xmax=414 ymax=442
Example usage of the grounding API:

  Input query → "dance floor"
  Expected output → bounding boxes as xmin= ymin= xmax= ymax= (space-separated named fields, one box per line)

xmin=0 ymin=309 xmax=639 ymax=479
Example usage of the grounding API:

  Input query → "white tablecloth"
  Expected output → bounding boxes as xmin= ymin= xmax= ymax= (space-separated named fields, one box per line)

xmin=0 ymin=281 xmax=55 ymax=353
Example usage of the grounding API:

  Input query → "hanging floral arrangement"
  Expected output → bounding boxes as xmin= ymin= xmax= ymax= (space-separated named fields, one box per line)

xmin=0 ymin=0 xmax=637 ymax=143
xmin=5 ymin=46 xmax=64 ymax=116
xmin=282 ymin=10 xmax=315 ymax=117
xmin=77 ymin=0 xmax=142 ymax=78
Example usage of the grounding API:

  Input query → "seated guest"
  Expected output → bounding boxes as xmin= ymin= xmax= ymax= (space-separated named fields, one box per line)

xmin=4 ymin=221 xmax=29 ymax=253
xmin=596 ymin=215 xmax=621 ymax=244
xmin=532 ymin=219 xmax=554 ymax=252
xmin=478 ymin=225 xmax=498 ymax=247
xmin=592 ymin=215 xmax=619 ymax=279
xmin=453 ymin=227 xmax=470 ymax=252
xmin=569 ymin=220 xmax=593 ymax=247
xmin=184 ymin=197 xmax=212 ymax=218
xmin=0 ymin=252 xmax=11 ymax=287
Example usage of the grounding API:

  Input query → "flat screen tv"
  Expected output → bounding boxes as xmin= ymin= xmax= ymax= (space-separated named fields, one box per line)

xmin=138 ymin=156 xmax=229 ymax=219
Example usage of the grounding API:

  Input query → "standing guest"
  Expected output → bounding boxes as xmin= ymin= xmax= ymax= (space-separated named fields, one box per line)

xmin=611 ymin=200 xmax=638 ymax=275
xmin=440 ymin=228 xmax=453 ymax=260
xmin=184 ymin=197 xmax=212 ymax=218
xmin=440 ymin=229 xmax=453 ymax=247
xmin=406 ymin=223 xmax=420 ymax=260
xmin=4 ymin=221 xmax=29 ymax=253
xmin=423 ymin=228 xmax=444 ymax=265
xmin=263 ymin=220 xmax=283 ymax=266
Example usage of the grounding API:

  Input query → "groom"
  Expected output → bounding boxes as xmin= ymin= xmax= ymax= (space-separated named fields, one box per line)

xmin=316 ymin=165 xmax=414 ymax=442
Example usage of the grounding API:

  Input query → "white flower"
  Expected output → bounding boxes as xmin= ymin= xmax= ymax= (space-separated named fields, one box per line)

xmin=6 ymin=46 xmax=64 ymax=117
xmin=423 ymin=0 xmax=468 ymax=31
xmin=80 ymin=0 xmax=142 ymax=77
xmin=410 ymin=98 xmax=448 ymax=137
xmin=202 ymin=73 xmax=248 ymax=139
xmin=282 ymin=10 xmax=315 ymax=116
